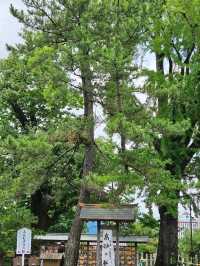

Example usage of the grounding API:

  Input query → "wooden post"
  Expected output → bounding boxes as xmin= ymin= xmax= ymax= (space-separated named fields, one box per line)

xmin=135 ymin=243 xmax=137 ymax=266
xmin=116 ymin=222 xmax=120 ymax=266
xmin=96 ymin=221 xmax=101 ymax=266
xmin=87 ymin=241 xmax=89 ymax=266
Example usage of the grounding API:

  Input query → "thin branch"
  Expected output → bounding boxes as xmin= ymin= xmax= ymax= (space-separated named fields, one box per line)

xmin=46 ymin=142 xmax=80 ymax=172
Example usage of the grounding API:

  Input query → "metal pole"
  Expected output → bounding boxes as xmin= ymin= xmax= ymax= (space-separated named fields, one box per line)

xmin=96 ymin=221 xmax=101 ymax=266
xmin=116 ymin=222 xmax=120 ymax=266
xmin=22 ymin=253 xmax=25 ymax=266
xmin=190 ymin=199 xmax=194 ymax=263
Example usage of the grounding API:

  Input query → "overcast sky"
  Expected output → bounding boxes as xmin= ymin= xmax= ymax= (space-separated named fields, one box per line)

xmin=0 ymin=0 xmax=25 ymax=58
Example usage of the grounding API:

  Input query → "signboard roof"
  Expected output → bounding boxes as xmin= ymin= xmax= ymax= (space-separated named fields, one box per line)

xmin=80 ymin=204 xmax=136 ymax=222
xmin=34 ymin=233 xmax=149 ymax=243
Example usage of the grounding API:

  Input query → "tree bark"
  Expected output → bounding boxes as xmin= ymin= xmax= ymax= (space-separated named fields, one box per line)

xmin=31 ymin=189 xmax=52 ymax=230
xmin=64 ymin=186 xmax=90 ymax=266
xmin=8 ymin=99 xmax=29 ymax=131
xmin=65 ymin=63 xmax=95 ymax=266
xmin=155 ymin=205 xmax=178 ymax=266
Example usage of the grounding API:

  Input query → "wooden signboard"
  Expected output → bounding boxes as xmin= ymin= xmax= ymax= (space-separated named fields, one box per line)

xmin=16 ymin=228 xmax=32 ymax=266
xmin=102 ymin=230 xmax=115 ymax=266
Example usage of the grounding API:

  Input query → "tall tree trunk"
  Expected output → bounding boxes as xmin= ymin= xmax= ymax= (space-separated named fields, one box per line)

xmin=64 ymin=186 xmax=90 ymax=266
xmin=31 ymin=189 xmax=52 ymax=230
xmin=155 ymin=52 xmax=178 ymax=266
xmin=155 ymin=205 xmax=178 ymax=266
xmin=65 ymin=64 xmax=94 ymax=266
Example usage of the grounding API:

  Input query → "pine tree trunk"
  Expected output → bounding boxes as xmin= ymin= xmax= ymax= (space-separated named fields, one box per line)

xmin=65 ymin=63 xmax=94 ymax=266
xmin=155 ymin=205 xmax=178 ymax=266
xmin=64 ymin=186 xmax=90 ymax=266
xmin=31 ymin=189 xmax=52 ymax=230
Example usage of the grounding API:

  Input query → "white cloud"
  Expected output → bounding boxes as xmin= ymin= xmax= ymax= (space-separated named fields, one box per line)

xmin=0 ymin=0 xmax=25 ymax=58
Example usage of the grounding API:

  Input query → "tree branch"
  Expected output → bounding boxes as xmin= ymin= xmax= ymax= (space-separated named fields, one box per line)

xmin=8 ymin=99 xmax=29 ymax=131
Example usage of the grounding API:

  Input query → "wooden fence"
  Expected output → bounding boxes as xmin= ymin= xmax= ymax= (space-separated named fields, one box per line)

xmin=78 ymin=242 xmax=136 ymax=266
xmin=136 ymin=253 xmax=200 ymax=266
xmin=137 ymin=252 xmax=156 ymax=266
xmin=13 ymin=251 xmax=200 ymax=266
xmin=178 ymin=254 xmax=200 ymax=266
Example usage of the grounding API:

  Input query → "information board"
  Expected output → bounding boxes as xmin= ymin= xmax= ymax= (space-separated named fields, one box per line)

xmin=16 ymin=228 xmax=32 ymax=255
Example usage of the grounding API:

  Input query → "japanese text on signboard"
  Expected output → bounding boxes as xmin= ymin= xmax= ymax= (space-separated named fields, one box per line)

xmin=102 ymin=230 xmax=115 ymax=266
